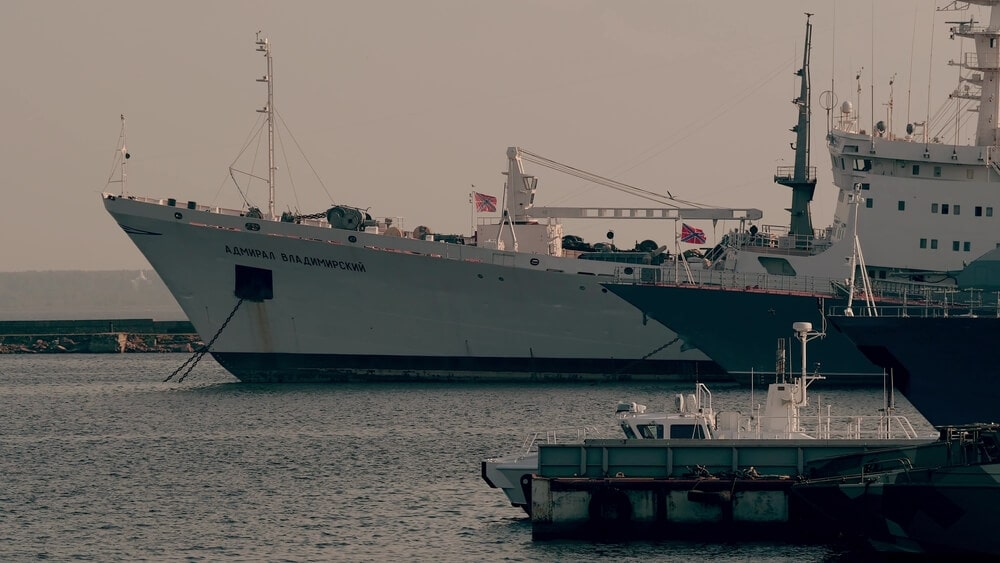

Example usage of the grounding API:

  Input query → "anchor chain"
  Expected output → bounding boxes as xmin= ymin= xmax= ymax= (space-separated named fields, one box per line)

xmin=638 ymin=336 xmax=680 ymax=362
xmin=165 ymin=298 xmax=245 ymax=383
xmin=613 ymin=335 xmax=681 ymax=376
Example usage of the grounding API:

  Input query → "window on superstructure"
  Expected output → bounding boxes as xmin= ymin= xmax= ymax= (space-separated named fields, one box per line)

xmin=989 ymin=207 xmax=995 ymax=217
xmin=976 ymin=206 xmax=983 ymax=216
xmin=912 ymin=164 xmax=920 ymax=175
xmin=866 ymin=199 xmax=874 ymax=208
xmin=992 ymin=38 xmax=997 ymax=48
xmin=965 ymin=242 xmax=972 ymax=252
xmin=854 ymin=159 xmax=872 ymax=172
xmin=968 ymin=168 xmax=975 ymax=180
xmin=898 ymin=201 xmax=906 ymax=211
xmin=934 ymin=166 xmax=942 ymax=177
xmin=920 ymin=238 xmax=927 ymax=249
xmin=931 ymin=203 xmax=939 ymax=213
xmin=931 ymin=239 xmax=939 ymax=249
xmin=954 ymin=204 xmax=961 ymax=215
xmin=942 ymin=203 xmax=950 ymax=215
xmin=841 ymin=158 xmax=846 ymax=170
xmin=953 ymin=241 xmax=961 ymax=251
xmin=860 ymin=183 xmax=870 ymax=190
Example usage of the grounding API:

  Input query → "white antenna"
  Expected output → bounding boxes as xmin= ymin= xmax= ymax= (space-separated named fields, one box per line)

xmin=109 ymin=114 xmax=130 ymax=196
xmin=120 ymin=114 xmax=128 ymax=196
xmin=255 ymin=31 xmax=276 ymax=220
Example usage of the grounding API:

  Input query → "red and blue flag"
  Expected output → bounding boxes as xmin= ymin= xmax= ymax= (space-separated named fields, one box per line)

xmin=680 ymin=223 xmax=706 ymax=244
xmin=474 ymin=192 xmax=498 ymax=213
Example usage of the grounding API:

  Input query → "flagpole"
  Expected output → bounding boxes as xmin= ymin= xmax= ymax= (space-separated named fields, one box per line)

xmin=469 ymin=186 xmax=475 ymax=243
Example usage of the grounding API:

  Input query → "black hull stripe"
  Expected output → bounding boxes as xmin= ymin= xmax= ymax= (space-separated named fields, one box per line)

xmin=211 ymin=352 xmax=726 ymax=383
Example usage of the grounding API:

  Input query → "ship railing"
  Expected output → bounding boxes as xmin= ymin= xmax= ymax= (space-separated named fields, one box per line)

xmin=774 ymin=165 xmax=817 ymax=183
xmin=952 ymin=22 xmax=1000 ymax=36
xmin=962 ymin=51 xmax=1000 ymax=71
xmin=619 ymin=267 xmax=845 ymax=296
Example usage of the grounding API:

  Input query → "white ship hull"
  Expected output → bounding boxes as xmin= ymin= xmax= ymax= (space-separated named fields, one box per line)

xmin=104 ymin=194 xmax=717 ymax=383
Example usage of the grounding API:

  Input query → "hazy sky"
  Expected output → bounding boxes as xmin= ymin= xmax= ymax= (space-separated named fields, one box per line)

xmin=2 ymin=0 xmax=980 ymax=271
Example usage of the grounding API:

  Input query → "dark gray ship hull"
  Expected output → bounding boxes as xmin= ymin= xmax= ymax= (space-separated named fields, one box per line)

xmin=603 ymin=283 xmax=883 ymax=381
xmin=828 ymin=315 xmax=1000 ymax=427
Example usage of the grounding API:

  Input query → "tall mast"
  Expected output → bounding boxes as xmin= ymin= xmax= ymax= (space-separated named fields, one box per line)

xmin=255 ymin=32 xmax=275 ymax=219
xmin=774 ymin=13 xmax=817 ymax=246
xmin=946 ymin=1 xmax=1000 ymax=147
xmin=119 ymin=113 xmax=129 ymax=196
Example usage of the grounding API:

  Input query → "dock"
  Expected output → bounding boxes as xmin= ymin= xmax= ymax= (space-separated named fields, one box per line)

xmin=529 ymin=429 xmax=1000 ymax=554
xmin=0 ymin=319 xmax=201 ymax=353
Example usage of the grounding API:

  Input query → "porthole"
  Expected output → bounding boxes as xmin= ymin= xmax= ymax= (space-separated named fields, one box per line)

xmin=245 ymin=222 xmax=260 ymax=231
xmin=348 ymin=235 xmax=357 ymax=243
xmin=529 ymin=258 xmax=540 ymax=266
xmin=174 ymin=212 xmax=183 ymax=220
xmin=624 ymin=267 xmax=634 ymax=275
xmin=477 ymin=273 xmax=484 ymax=279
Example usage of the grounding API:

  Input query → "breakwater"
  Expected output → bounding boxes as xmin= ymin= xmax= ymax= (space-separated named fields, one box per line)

xmin=0 ymin=319 xmax=202 ymax=353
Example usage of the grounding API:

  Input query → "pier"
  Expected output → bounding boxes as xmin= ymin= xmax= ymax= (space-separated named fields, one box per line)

xmin=529 ymin=429 xmax=1000 ymax=554
xmin=0 ymin=319 xmax=201 ymax=353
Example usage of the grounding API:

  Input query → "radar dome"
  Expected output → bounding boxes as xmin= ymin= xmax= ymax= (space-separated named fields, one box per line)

xmin=841 ymin=100 xmax=853 ymax=114
xmin=792 ymin=321 xmax=813 ymax=333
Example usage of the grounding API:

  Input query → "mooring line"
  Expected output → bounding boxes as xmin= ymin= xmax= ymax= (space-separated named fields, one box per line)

xmin=165 ymin=298 xmax=245 ymax=383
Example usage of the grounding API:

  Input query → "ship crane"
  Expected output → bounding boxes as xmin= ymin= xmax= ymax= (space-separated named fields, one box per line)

xmin=502 ymin=146 xmax=763 ymax=224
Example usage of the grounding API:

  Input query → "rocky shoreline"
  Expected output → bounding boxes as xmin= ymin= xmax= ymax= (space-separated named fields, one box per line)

xmin=0 ymin=333 xmax=203 ymax=354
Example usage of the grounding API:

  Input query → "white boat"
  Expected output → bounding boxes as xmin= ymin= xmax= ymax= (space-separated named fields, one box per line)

xmin=481 ymin=322 xmax=928 ymax=513
xmin=101 ymin=34 xmax=763 ymax=383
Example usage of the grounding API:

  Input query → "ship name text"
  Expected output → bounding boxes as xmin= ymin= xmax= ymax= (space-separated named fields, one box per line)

xmin=225 ymin=245 xmax=366 ymax=272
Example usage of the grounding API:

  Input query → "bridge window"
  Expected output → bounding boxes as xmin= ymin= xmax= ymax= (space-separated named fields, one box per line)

xmin=953 ymin=241 xmax=960 ymax=251
xmin=931 ymin=203 xmax=939 ymax=213
xmin=965 ymin=242 xmax=972 ymax=252
xmin=934 ymin=166 xmax=942 ymax=177
xmin=638 ymin=424 xmax=664 ymax=439
xmin=866 ymin=199 xmax=874 ymax=208
xmin=669 ymin=424 xmax=707 ymax=439
xmin=898 ymin=201 xmax=905 ymax=211
xmin=931 ymin=239 xmax=939 ymax=249
xmin=989 ymin=207 xmax=995 ymax=217
xmin=912 ymin=164 xmax=920 ymax=175
xmin=920 ymin=238 xmax=927 ymax=249
xmin=942 ymin=204 xmax=950 ymax=215
xmin=854 ymin=159 xmax=872 ymax=172
xmin=954 ymin=204 xmax=960 ymax=215
xmin=977 ymin=206 xmax=983 ymax=216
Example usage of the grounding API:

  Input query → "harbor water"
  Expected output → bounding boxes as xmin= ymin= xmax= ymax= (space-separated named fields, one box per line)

xmin=0 ymin=354 xmax=934 ymax=561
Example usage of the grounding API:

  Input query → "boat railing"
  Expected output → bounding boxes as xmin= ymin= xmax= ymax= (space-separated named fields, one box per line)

xmin=740 ymin=413 xmax=923 ymax=440
xmin=516 ymin=425 xmax=609 ymax=457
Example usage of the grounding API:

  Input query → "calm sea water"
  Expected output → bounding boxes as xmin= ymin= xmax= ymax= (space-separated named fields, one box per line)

xmin=0 ymin=354 xmax=934 ymax=562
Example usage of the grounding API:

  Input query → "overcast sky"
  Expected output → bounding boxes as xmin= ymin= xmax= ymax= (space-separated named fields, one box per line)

xmin=1 ymin=0 xmax=980 ymax=271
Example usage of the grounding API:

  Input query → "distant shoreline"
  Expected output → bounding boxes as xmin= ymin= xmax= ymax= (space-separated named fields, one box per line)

xmin=0 ymin=319 xmax=202 ymax=354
